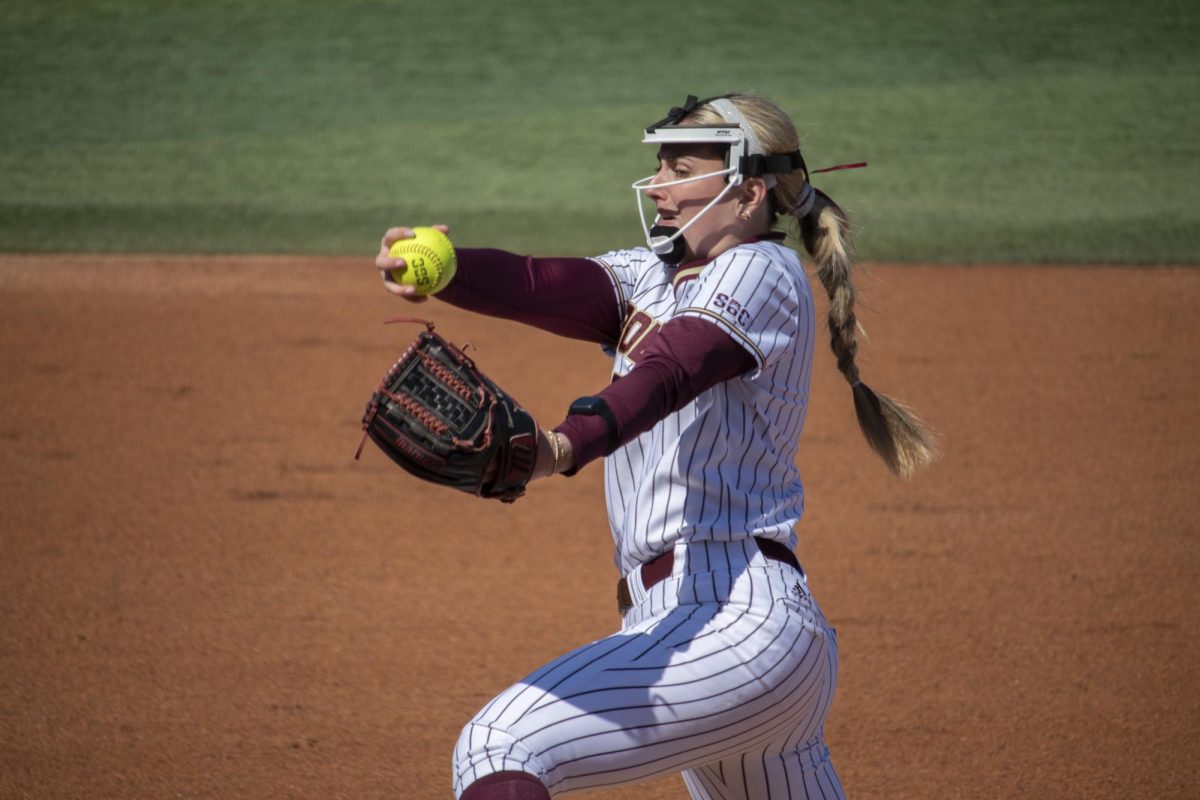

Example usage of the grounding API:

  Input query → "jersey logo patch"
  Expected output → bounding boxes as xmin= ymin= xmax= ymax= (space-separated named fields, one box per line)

xmin=713 ymin=293 xmax=752 ymax=329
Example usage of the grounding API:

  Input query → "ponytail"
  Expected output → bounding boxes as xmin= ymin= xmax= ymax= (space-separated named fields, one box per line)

xmin=796 ymin=190 xmax=940 ymax=478
xmin=680 ymin=92 xmax=940 ymax=477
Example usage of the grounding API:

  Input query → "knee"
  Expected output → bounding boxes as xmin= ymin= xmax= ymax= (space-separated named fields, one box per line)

xmin=459 ymin=770 xmax=550 ymax=800
xmin=453 ymin=721 xmax=549 ymax=798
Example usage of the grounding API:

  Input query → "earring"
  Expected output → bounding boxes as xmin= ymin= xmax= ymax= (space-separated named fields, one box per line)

xmin=737 ymin=209 xmax=751 ymax=221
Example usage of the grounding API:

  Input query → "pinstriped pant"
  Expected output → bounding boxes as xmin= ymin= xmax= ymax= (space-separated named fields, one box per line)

xmin=453 ymin=539 xmax=844 ymax=798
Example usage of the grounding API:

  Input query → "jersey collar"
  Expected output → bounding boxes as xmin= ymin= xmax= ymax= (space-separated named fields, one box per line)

xmin=670 ymin=231 xmax=788 ymax=288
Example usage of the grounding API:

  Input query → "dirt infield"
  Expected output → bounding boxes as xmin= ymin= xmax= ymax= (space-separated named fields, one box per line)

xmin=1 ymin=255 xmax=1197 ymax=799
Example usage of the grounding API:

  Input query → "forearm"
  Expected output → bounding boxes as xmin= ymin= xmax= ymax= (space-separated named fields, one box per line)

xmin=552 ymin=317 xmax=757 ymax=472
xmin=437 ymin=248 xmax=623 ymax=346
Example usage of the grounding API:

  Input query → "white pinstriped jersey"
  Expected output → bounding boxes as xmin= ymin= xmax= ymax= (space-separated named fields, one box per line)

xmin=591 ymin=240 xmax=817 ymax=576
xmin=453 ymin=240 xmax=843 ymax=799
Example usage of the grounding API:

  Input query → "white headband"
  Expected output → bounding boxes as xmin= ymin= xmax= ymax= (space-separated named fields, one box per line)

xmin=706 ymin=98 xmax=775 ymax=188
xmin=707 ymin=98 xmax=764 ymax=155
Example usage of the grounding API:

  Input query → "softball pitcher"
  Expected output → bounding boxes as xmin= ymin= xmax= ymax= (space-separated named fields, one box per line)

xmin=375 ymin=93 xmax=938 ymax=798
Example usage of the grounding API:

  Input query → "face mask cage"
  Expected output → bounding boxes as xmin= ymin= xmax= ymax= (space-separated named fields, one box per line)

xmin=632 ymin=126 xmax=747 ymax=258
xmin=633 ymin=96 xmax=807 ymax=260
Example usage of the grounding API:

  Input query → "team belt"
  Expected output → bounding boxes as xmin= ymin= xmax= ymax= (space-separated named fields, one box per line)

xmin=616 ymin=537 xmax=803 ymax=616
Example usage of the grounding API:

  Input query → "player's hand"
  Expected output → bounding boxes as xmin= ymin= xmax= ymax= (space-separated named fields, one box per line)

xmin=376 ymin=225 xmax=451 ymax=302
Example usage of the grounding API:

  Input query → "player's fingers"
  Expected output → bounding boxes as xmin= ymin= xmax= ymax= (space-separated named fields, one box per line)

xmin=380 ymin=261 xmax=404 ymax=286
xmin=393 ymin=285 xmax=429 ymax=303
xmin=380 ymin=225 xmax=449 ymax=253
xmin=380 ymin=226 xmax=416 ymax=251
xmin=380 ymin=268 xmax=429 ymax=302
xmin=376 ymin=252 xmax=406 ymax=272
xmin=378 ymin=224 xmax=450 ymax=268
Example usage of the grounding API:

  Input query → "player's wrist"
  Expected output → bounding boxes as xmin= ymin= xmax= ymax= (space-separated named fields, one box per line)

xmin=534 ymin=430 xmax=573 ymax=479
xmin=552 ymin=431 xmax=575 ymax=474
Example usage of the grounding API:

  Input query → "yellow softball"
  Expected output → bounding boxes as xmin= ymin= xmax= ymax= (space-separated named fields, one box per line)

xmin=388 ymin=227 xmax=457 ymax=295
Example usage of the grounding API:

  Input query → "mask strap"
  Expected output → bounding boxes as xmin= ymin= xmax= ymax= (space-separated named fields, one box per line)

xmin=707 ymin=97 xmax=777 ymax=189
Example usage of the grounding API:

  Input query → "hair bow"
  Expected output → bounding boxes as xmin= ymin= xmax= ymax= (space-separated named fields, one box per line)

xmin=645 ymin=95 xmax=705 ymax=132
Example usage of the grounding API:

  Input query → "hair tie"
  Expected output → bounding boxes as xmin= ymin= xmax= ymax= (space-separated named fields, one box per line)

xmin=790 ymin=183 xmax=816 ymax=218
xmin=789 ymin=162 xmax=867 ymax=219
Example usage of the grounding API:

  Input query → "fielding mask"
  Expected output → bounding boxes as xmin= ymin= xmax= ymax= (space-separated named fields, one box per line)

xmin=632 ymin=95 xmax=805 ymax=265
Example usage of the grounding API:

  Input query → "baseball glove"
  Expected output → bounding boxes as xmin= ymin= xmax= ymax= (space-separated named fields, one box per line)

xmin=355 ymin=318 xmax=538 ymax=502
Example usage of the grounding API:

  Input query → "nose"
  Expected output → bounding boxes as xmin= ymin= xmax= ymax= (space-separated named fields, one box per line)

xmin=645 ymin=183 xmax=667 ymax=202
xmin=645 ymin=169 xmax=670 ymax=202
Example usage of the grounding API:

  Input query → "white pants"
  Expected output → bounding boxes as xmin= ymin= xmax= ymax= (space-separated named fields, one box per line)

xmin=453 ymin=539 xmax=844 ymax=798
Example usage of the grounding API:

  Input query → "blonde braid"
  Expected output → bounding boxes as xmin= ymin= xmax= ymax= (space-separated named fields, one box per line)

xmin=798 ymin=192 xmax=940 ymax=478
xmin=685 ymin=93 xmax=940 ymax=477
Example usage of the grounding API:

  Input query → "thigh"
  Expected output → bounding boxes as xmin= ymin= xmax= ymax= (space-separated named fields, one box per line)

xmin=456 ymin=579 xmax=835 ymax=796
xmin=681 ymin=735 xmax=844 ymax=800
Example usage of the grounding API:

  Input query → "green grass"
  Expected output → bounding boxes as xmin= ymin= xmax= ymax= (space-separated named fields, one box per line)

xmin=1 ymin=0 xmax=1196 ymax=262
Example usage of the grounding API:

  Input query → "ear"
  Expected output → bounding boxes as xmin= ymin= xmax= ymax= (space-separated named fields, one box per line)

xmin=737 ymin=178 xmax=770 ymax=215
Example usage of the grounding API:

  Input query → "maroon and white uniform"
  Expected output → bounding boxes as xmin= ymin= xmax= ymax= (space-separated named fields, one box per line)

xmin=592 ymin=239 xmax=814 ymax=575
xmin=442 ymin=240 xmax=843 ymax=799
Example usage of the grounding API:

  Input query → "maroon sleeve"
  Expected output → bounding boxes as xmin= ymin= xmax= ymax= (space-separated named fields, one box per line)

xmin=554 ymin=316 xmax=757 ymax=471
xmin=436 ymin=248 xmax=623 ymax=347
